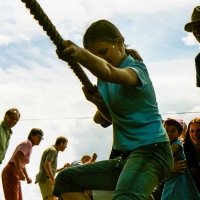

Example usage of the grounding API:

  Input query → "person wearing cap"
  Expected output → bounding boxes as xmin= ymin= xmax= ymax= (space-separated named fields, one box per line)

xmin=161 ymin=118 xmax=199 ymax=200
xmin=35 ymin=136 xmax=68 ymax=200
xmin=0 ymin=108 xmax=21 ymax=164
xmin=1 ymin=128 xmax=44 ymax=200
xmin=184 ymin=6 xmax=200 ymax=87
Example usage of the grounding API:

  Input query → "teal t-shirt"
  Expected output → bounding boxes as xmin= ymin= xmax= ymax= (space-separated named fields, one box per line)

xmin=98 ymin=55 xmax=169 ymax=151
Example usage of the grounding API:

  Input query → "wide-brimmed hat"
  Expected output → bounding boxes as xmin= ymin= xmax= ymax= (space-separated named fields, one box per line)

xmin=185 ymin=6 xmax=200 ymax=32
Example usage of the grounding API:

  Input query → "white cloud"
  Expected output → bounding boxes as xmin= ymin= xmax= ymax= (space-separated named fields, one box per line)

xmin=182 ymin=33 xmax=199 ymax=46
xmin=0 ymin=35 xmax=14 ymax=46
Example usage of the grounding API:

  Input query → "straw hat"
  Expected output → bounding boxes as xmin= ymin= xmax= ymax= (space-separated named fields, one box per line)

xmin=184 ymin=6 xmax=200 ymax=32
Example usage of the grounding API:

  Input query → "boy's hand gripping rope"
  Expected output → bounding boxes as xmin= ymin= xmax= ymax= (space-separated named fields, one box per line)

xmin=20 ymin=0 xmax=94 ymax=92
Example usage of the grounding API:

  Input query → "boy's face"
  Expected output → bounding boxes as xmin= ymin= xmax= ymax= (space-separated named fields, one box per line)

xmin=192 ymin=23 xmax=200 ymax=43
xmin=59 ymin=141 xmax=68 ymax=152
xmin=4 ymin=111 xmax=20 ymax=129
xmin=31 ymin=134 xmax=43 ymax=146
xmin=165 ymin=125 xmax=181 ymax=142
xmin=87 ymin=40 xmax=124 ymax=68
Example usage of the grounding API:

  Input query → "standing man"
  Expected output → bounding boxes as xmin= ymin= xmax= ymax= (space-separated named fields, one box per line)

xmin=184 ymin=6 xmax=200 ymax=87
xmin=35 ymin=136 xmax=68 ymax=200
xmin=0 ymin=108 xmax=20 ymax=164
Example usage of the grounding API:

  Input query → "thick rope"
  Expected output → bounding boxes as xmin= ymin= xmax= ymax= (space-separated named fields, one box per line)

xmin=20 ymin=0 xmax=94 ymax=92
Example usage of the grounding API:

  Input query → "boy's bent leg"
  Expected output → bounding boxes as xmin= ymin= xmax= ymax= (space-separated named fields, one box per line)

xmin=53 ymin=157 xmax=122 ymax=198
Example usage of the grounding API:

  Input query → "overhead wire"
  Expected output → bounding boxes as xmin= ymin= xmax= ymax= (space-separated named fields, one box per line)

xmin=19 ymin=111 xmax=200 ymax=121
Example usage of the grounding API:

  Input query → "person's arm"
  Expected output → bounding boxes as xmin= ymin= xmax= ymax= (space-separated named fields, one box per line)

xmin=13 ymin=150 xmax=26 ymax=181
xmin=88 ymin=153 xmax=97 ymax=164
xmin=94 ymin=108 xmax=112 ymax=124
xmin=170 ymin=144 xmax=187 ymax=173
xmin=90 ymin=153 xmax=97 ymax=162
xmin=171 ymin=159 xmax=187 ymax=173
xmin=93 ymin=110 xmax=106 ymax=124
xmin=56 ymin=40 xmax=140 ymax=86
xmin=93 ymin=110 xmax=112 ymax=127
xmin=56 ymin=163 xmax=70 ymax=173
xmin=44 ymin=160 xmax=55 ymax=186
xmin=96 ymin=103 xmax=112 ymax=123
xmin=56 ymin=168 xmax=63 ymax=173
xmin=82 ymin=85 xmax=112 ymax=123
xmin=79 ymin=50 xmax=140 ymax=86
xmin=22 ymin=167 xmax=32 ymax=184
xmin=171 ymin=143 xmax=181 ymax=156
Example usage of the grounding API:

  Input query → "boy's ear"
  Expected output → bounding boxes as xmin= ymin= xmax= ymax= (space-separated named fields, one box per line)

xmin=117 ymin=37 xmax=124 ymax=51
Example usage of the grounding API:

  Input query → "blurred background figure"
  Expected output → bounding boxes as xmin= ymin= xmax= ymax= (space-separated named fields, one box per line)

xmin=0 ymin=108 xmax=20 ymax=164
xmin=1 ymin=128 xmax=44 ymax=200
xmin=184 ymin=6 xmax=200 ymax=87
xmin=35 ymin=136 xmax=68 ymax=200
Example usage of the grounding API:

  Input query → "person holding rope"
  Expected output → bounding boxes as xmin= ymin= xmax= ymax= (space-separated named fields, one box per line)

xmin=53 ymin=19 xmax=173 ymax=200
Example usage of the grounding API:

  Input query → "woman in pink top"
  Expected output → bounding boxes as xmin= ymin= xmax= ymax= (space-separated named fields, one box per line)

xmin=1 ymin=128 xmax=44 ymax=200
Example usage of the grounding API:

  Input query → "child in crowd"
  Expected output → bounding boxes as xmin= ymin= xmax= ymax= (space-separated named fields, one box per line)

xmin=161 ymin=118 xmax=199 ymax=200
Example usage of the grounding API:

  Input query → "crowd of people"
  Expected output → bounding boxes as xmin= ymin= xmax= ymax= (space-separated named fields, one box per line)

xmin=0 ymin=107 xmax=200 ymax=200
xmin=0 ymin=5 xmax=200 ymax=200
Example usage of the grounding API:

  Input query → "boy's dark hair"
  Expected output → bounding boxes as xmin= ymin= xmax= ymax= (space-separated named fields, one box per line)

xmin=55 ymin=136 xmax=68 ymax=145
xmin=4 ymin=108 xmax=21 ymax=118
xmin=28 ymin=128 xmax=43 ymax=140
xmin=83 ymin=19 xmax=143 ymax=61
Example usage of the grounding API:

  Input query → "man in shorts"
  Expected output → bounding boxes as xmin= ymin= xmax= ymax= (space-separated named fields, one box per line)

xmin=35 ymin=136 xmax=68 ymax=200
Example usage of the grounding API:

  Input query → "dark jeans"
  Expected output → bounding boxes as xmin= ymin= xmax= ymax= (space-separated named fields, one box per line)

xmin=54 ymin=142 xmax=173 ymax=200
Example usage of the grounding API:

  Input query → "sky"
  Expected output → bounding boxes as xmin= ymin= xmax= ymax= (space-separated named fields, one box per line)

xmin=0 ymin=0 xmax=200 ymax=199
